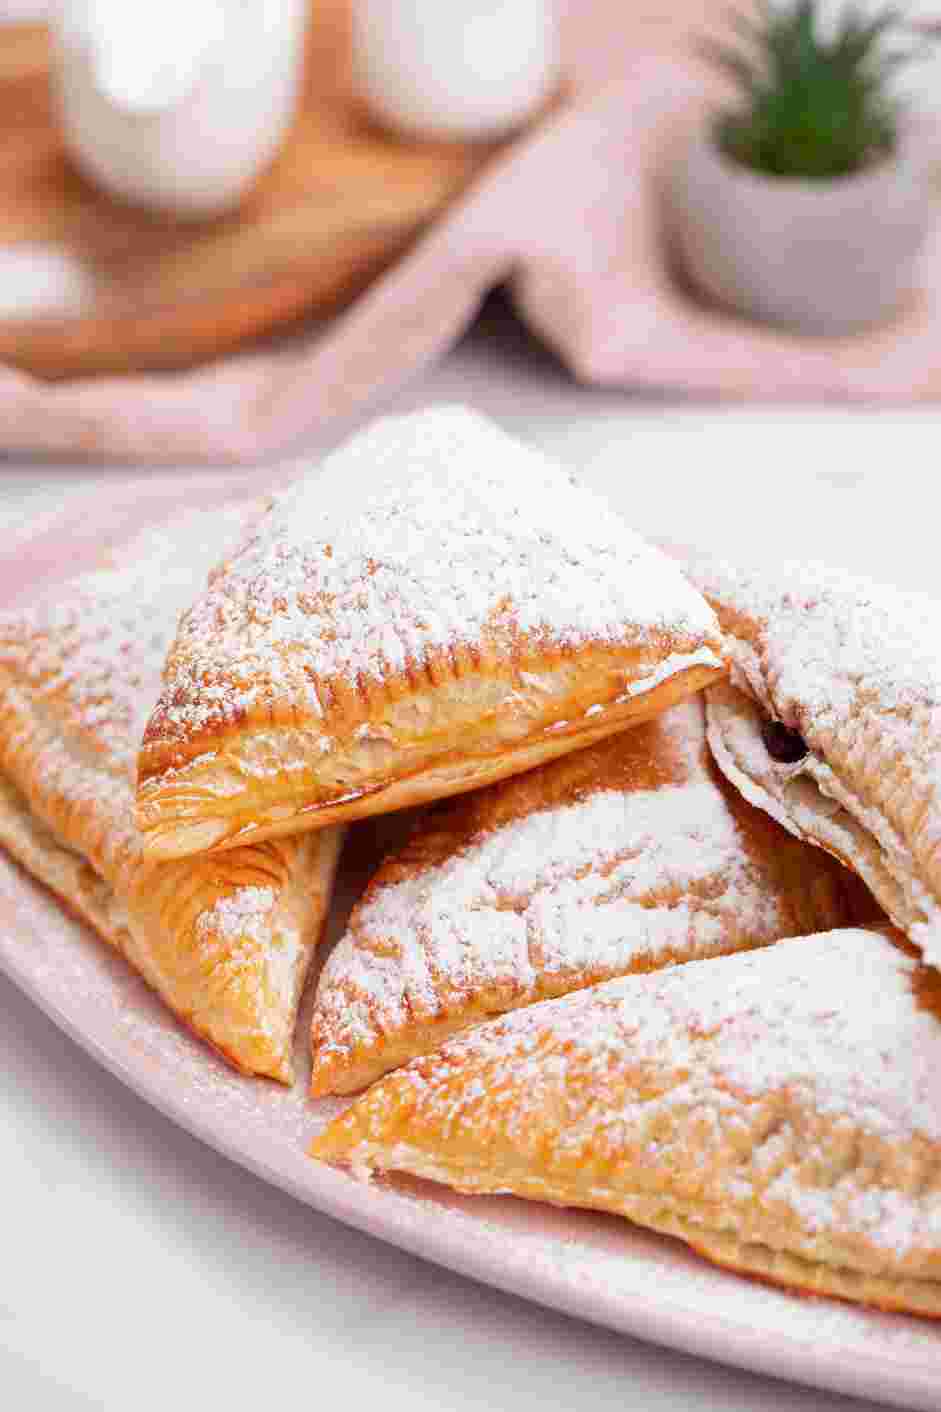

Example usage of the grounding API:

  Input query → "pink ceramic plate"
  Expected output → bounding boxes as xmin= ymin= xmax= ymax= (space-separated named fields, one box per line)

xmin=2 ymin=473 xmax=940 ymax=1412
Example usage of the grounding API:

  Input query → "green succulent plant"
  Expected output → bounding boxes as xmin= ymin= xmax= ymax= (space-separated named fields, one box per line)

xmin=703 ymin=2 xmax=926 ymax=179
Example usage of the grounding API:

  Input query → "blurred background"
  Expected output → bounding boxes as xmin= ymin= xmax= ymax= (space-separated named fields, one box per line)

xmin=0 ymin=0 xmax=940 ymax=467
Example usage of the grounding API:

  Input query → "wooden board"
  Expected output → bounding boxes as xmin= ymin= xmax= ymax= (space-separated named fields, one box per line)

xmin=0 ymin=3 xmax=495 ymax=379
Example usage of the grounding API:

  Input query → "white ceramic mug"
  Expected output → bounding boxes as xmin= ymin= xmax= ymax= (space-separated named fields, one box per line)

xmin=352 ymin=0 xmax=558 ymax=142
xmin=50 ymin=0 xmax=308 ymax=219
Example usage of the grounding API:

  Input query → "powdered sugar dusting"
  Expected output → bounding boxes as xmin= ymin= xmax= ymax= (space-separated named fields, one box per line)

xmin=311 ymin=701 xmax=853 ymax=1080
xmin=0 ymin=499 xmax=330 ymax=1074
xmin=375 ymin=930 xmax=941 ymax=1261
xmin=687 ymin=554 xmax=941 ymax=966
xmin=149 ymin=407 xmax=723 ymax=746
xmin=8 ymin=473 xmax=941 ymax=1396
xmin=196 ymin=884 xmax=301 ymax=1019
xmin=0 ymin=503 xmax=260 ymax=885
xmin=618 ymin=646 xmax=723 ymax=700
xmin=689 ymin=553 xmax=941 ymax=731
xmin=201 ymin=885 xmax=277 ymax=937
xmin=1 ymin=503 xmax=258 ymax=782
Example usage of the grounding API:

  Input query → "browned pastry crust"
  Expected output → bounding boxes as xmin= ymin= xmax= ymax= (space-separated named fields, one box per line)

xmin=312 ymin=928 xmax=941 ymax=1317
xmin=0 ymin=505 xmax=344 ymax=1082
xmin=684 ymin=553 xmax=941 ymax=971
xmin=309 ymin=696 xmax=874 ymax=1095
xmin=135 ymin=408 xmax=726 ymax=860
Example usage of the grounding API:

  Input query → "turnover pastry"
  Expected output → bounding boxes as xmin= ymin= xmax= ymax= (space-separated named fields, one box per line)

xmin=312 ymin=927 xmax=941 ymax=1316
xmin=135 ymin=406 xmax=726 ymax=861
xmin=686 ymin=554 xmax=941 ymax=970
xmin=0 ymin=506 xmax=344 ymax=1082
xmin=310 ymin=696 xmax=869 ymax=1095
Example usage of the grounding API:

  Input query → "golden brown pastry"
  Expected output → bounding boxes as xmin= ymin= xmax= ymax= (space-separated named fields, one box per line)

xmin=135 ymin=407 xmax=726 ymax=861
xmin=312 ymin=927 xmax=941 ymax=1317
xmin=0 ymin=505 xmax=344 ymax=1082
xmin=309 ymin=696 xmax=870 ymax=1095
xmin=685 ymin=554 xmax=941 ymax=971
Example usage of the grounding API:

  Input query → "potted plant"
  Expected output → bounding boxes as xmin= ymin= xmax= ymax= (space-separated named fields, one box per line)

xmin=670 ymin=1 xmax=938 ymax=335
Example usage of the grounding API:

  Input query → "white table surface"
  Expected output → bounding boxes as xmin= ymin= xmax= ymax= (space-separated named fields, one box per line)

xmin=2 ymin=298 xmax=940 ymax=1412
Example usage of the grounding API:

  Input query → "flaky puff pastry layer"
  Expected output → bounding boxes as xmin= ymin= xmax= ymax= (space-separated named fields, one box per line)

xmin=685 ymin=555 xmax=941 ymax=972
xmin=310 ymin=697 xmax=873 ymax=1095
xmin=313 ymin=928 xmax=941 ymax=1317
xmin=136 ymin=407 xmax=726 ymax=861
xmin=0 ymin=506 xmax=344 ymax=1082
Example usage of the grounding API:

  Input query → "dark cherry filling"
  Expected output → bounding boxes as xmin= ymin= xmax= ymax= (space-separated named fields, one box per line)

xmin=761 ymin=718 xmax=808 ymax=764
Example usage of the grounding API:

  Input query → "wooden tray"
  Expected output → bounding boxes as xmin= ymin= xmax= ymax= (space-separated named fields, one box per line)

xmin=0 ymin=2 xmax=495 ymax=379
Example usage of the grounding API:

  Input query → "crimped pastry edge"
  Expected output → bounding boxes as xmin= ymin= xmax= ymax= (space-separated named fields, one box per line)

xmin=310 ymin=1139 xmax=941 ymax=1318
xmin=138 ymin=661 xmax=725 ymax=861
xmin=309 ymin=940 xmax=782 ymax=1098
xmin=0 ymin=764 xmax=344 ymax=1082
xmin=704 ymin=682 xmax=940 ymax=954
xmin=0 ymin=767 xmax=131 ymax=952
xmin=309 ymin=695 xmax=871 ymax=1098
xmin=307 ymin=1130 xmax=941 ymax=1319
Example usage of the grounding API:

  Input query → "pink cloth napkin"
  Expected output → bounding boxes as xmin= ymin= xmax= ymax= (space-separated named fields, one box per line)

xmin=2 ymin=1 xmax=940 ymax=464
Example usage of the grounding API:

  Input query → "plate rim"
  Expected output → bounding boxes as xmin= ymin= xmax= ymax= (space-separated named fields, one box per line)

xmin=2 ymin=467 xmax=940 ymax=1412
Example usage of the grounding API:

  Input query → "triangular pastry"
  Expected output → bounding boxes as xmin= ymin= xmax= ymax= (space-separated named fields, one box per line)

xmin=309 ymin=696 xmax=869 ymax=1095
xmin=135 ymin=406 xmax=726 ymax=861
xmin=686 ymin=554 xmax=941 ymax=970
xmin=312 ymin=928 xmax=941 ymax=1317
xmin=0 ymin=506 xmax=344 ymax=1082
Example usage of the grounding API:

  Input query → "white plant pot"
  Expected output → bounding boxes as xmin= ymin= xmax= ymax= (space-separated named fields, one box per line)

xmin=669 ymin=124 xmax=939 ymax=335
